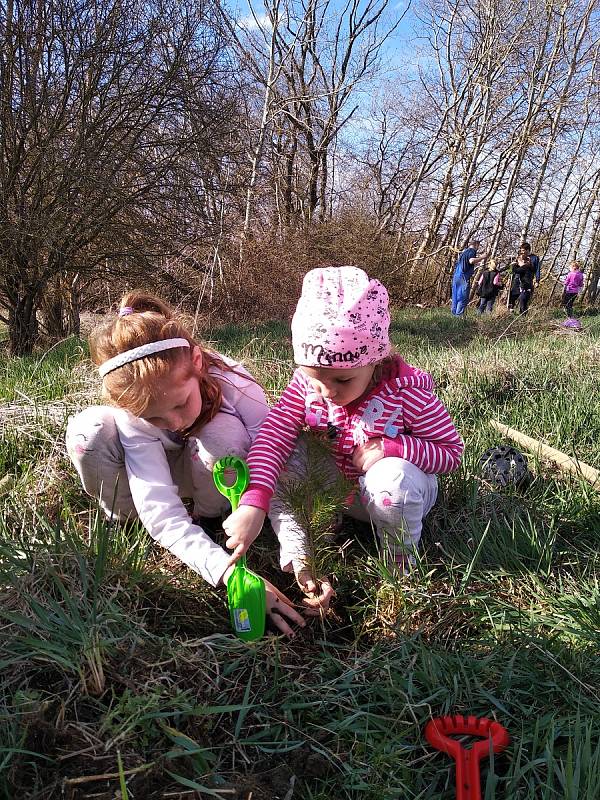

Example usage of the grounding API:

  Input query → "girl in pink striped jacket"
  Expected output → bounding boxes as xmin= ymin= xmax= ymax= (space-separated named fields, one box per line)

xmin=223 ymin=267 xmax=464 ymax=614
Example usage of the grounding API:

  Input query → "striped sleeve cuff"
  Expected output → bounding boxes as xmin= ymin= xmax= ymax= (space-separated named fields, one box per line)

xmin=240 ymin=485 xmax=273 ymax=513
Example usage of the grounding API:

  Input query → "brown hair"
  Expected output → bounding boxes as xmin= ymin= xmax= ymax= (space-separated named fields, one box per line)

xmin=91 ymin=291 xmax=229 ymax=433
xmin=371 ymin=354 xmax=398 ymax=386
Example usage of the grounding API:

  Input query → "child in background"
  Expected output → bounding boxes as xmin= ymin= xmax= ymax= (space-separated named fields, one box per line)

xmin=66 ymin=292 xmax=304 ymax=636
xmin=562 ymin=261 xmax=585 ymax=317
xmin=223 ymin=267 xmax=464 ymax=612
xmin=476 ymin=261 xmax=505 ymax=314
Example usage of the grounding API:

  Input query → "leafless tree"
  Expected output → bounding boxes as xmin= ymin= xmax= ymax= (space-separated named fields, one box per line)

xmin=352 ymin=0 xmax=600 ymax=303
xmin=230 ymin=0 xmax=403 ymax=242
xmin=0 ymin=0 xmax=237 ymax=354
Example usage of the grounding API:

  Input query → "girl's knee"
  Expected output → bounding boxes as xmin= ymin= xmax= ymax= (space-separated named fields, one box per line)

xmin=361 ymin=457 xmax=438 ymax=513
xmin=363 ymin=457 xmax=425 ymax=491
xmin=66 ymin=407 xmax=135 ymax=519
xmin=188 ymin=412 xmax=252 ymax=470
xmin=66 ymin=406 xmax=121 ymax=465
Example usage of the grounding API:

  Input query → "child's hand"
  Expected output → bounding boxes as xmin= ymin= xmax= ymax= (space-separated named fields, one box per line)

xmin=222 ymin=506 xmax=266 ymax=564
xmin=222 ymin=566 xmax=306 ymax=637
xmin=295 ymin=569 xmax=335 ymax=616
xmin=263 ymin=578 xmax=307 ymax=636
xmin=352 ymin=437 xmax=385 ymax=472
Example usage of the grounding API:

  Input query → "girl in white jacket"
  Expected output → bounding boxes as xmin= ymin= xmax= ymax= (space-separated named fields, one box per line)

xmin=66 ymin=292 xmax=304 ymax=636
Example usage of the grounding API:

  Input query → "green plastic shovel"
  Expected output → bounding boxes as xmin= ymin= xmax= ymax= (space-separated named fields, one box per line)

xmin=213 ymin=455 xmax=266 ymax=641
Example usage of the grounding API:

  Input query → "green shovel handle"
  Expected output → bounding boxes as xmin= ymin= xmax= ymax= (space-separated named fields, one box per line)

xmin=213 ymin=455 xmax=266 ymax=641
xmin=213 ymin=456 xmax=250 ymax=568
xmin=213 ymin=455 xmax=250 ymax=513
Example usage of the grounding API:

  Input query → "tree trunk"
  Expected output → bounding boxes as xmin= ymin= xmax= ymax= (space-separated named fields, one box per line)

xmin=8 ymin=288 xmax=38 ymax=356
xmin=284 ymin=131 xmax=298 ymax=226
xmin=520 ymin=2 xmax=595 ymax=240
xmin=238 ymin=0 xmax=281 ymax=265
xmin=587 ymin=267 xmax=600 ymax=305
xmin=306 ymin=148 xmax=319 ymax=222
xmin=68 ymin=275 xmax=81 ymax=336
xmin=41 ymin=291 xmax=67 ymax=338
xmin=584 ymin=225 xmax=600 ymax=304
xmin=319 ymin=149 xmax=328 ymax=222
xmin=410 ymin=159 xmax=455 ymax=261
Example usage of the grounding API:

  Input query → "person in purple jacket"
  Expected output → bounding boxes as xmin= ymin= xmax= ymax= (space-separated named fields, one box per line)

xmin=562 ymin=261 xmax=585 ymax=317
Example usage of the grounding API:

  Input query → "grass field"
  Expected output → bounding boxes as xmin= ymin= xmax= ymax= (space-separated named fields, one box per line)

xmin=0 ymin=308 xmax=599 ymax=799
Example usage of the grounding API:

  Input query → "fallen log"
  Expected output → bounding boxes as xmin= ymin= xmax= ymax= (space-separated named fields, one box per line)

xmin=490 ymin=420 xmax=600 ymax=489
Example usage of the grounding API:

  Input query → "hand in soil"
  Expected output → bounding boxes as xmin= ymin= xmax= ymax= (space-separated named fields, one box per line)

xmin=295 ymin=570 xmax=335 ymax=616
xmin=264 ymin=579 xmax=307 ymax=637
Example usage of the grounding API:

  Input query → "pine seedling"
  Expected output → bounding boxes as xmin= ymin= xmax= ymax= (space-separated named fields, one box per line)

xmin=278 ymin=430 xmax=355 ymax=584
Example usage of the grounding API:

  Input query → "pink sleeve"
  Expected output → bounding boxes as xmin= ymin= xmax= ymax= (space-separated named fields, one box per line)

xmin=239 ymin=372 xmax=307 ymax=511
xmin=381 ymin=389 xmax=464 ymax=474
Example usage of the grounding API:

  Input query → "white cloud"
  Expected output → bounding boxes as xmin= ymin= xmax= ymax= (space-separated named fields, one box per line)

xmin=237 ymin=12 xmax=272 ymax=31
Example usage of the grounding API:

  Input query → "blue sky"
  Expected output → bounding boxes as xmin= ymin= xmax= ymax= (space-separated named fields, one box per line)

xmin=230 ymin=0 xmax=430 ymax=143
xmin=233 ymin=0 xmax=423 ymax=71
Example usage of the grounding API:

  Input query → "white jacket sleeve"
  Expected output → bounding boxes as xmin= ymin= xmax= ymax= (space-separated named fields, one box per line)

xmin=215 ymin=362 xmax=269 ymax=442
xmin=121 ymin=432 xmax=230 ymax=587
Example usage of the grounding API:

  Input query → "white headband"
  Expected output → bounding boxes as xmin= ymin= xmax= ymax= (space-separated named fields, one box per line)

xmin=98 ymin=338 xmax=191 ymax=377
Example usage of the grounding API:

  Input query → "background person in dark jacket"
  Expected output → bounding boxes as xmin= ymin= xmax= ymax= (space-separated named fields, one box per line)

xmin=476 ymin=261 xmax=505 ymax=314
xmin=510 ymin=256 xmax=537 ymax=314
xmin=522 ymin=242 xmax=541 ymax=284
xmin=508 ymin=243 xmax=539 ymax=311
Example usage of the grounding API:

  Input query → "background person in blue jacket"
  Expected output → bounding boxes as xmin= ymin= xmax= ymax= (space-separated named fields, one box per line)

xmin=451 ymin=238 xmax=488 ymax=316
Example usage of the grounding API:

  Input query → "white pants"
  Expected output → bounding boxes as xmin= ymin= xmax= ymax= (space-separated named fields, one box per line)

xmin=66 ymin=406 xmax=252 ymax=520
xmin=270 ymin=441 xmax=438 ymax=570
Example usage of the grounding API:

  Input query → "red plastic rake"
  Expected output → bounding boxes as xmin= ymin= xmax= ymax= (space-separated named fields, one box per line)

xmin=424 ymin=715 xmax=510 ymax=800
